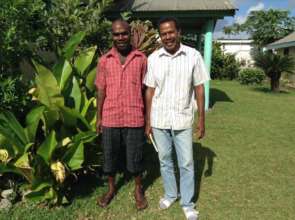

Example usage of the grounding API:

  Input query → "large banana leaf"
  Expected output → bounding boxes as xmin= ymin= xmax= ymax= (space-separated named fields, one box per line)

xmin=42 ymin=108 xmax=60 ymax=133
xmin=74 ymin=46 xmax=97 ymax=76
xmin=37 ymin=131 xmax=57 ymax=165
xmin=31 ymin=179 xmax=52 ymax=192
xmin=0 ymin=110 xmax=30 ymax=155
xmin=72 ymin=131 xmax=97 ymax=144
xmin=0 ymin=163 xmax=23 ymax=176
xmin=14 ymin=153 xmax=33 ymax=183
xmin=52 ymin=59 xmax=73 ymax=91
xmin=0 ymin=159 xmax=33 ymax=183
xmin=62 ymin=32 xmax=86 ymax=60
xmin=85 ymin=67 xmax=97 ymax=92
xmin=80 ymin=93 xmax=95 ymax=117
xmin=25 ymin=186 xmax=55 ymax=203
xmin=0 ymin=133 xmax=16 ymax=158
xmin=33 ymin=61 xmax=64 ymax=109
xmin=59 ymin=106 xmax=91 ymax=130
xmin=69 ymin=76 xmax=82 ymax=111
xmin=62 ymin=141 xmax=84 ymax=171
xmin=25 ymin=106 xmax=45 ymax=142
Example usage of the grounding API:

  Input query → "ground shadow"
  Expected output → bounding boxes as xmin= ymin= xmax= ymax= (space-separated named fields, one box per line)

xmin=69 ymin=140 xmax=160 ymax=201
xmin=68 ymin=138 xmax=132 ymax=201
xmin=252 ymin=87 xmax=290 ymax=94
xmin=210 ymin=88 xmax=234 ymax=108
xmin=142 ymin=142 xmax=161 ymax=192
xmin=68 ymin=171 xmax=103 ymax=201
xmin=141 ymin=141 xmax=217 ymax=203
xmin=192 ymin=143 xmax=217 ymax=202
xmin=68 ymin=141 xmax=216 ymax=203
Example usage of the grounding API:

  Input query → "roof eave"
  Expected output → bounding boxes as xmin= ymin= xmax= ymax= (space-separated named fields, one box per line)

xmin=266 ymin=41 xmax=295 ymax=50
xmin=108 ymin=9 xmax=236 ymax=20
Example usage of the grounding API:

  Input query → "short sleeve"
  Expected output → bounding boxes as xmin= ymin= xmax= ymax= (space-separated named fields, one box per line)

xmin=193 ymin=51 xmax=210 ymax=86
xmin=95 ymin=58 xmax=107 ymax=90
xmin=143 ymin=56 xmax=157 ymax=88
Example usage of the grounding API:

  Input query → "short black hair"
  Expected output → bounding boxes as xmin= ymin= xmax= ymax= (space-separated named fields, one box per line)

xmin=112 ymin=18 xmax=131 ymax=32
xmin=157 ymin=17 xmax=181 ymax=31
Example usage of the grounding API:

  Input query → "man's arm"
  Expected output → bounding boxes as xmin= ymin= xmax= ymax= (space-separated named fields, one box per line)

xmin=144 ymin=87 xmax=155 ymax=136
xmin=96 ymin=88 xmax=105 ymax=134
xmin=194 ymin=84 xmax=205 ymax=139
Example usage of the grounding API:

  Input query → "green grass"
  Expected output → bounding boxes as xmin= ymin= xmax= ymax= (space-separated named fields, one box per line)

xmin=1 ymin=80 xmax=295 ymax=220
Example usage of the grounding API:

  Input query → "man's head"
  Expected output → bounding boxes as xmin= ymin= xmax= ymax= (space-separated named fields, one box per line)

xmin=112 ymin=19 xmax=131 ymax=52
xmin=158 ymin=17 xmax=181 ymax=54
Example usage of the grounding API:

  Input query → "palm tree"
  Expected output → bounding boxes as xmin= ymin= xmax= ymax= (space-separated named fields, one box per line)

xmin=254 ymin=51 xmax=295 ymax=92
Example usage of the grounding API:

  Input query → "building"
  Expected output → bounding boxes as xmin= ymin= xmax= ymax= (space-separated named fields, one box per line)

xmin=216 ymin=39 xmax=254 ymax=67
xmin=266 ymin=31 xmax=295 ymax=57
xmin=266 ymin=31 xmax=295 ymax=84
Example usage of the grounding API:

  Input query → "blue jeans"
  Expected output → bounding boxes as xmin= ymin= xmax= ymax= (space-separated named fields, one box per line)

xmin=152 ymin=128 xmax=195 ymax=208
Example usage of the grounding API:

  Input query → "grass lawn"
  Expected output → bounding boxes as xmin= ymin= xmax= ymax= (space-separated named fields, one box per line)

xmin=1 ymin=80 xmax=295 ymax=220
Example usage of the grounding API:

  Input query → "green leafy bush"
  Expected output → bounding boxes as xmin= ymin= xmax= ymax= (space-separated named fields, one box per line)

xmin=0 ymin=75 xmax=32 ymax=119
xmin=211 ymin=42 xmax=241 ymax=80
xmin=238 ymin=68 xmax=265 ymax=85
xmin=254 ymin=51 xmax=295 ymax=92
xmin=0 ymin=0 xmax=112 ymax=79
xmin=0 ymin=32 xmax=99 ymax=206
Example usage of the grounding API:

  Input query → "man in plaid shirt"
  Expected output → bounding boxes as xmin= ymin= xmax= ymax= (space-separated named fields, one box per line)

xmin=95 ymin=19 xmax=148 ymax=210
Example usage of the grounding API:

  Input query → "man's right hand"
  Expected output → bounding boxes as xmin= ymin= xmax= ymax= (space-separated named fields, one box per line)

xmin=96 ymin=119 xmax=102 ymax=134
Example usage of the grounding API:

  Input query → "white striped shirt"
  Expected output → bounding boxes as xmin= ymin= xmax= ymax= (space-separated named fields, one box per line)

xmin=144 ymin=44 xmax=210 ymax=130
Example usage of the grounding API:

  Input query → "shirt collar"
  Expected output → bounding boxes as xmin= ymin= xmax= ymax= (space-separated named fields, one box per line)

xmin=159 ymin=43 xmax=186 ymax=57
xmin=106 ymin=47 xmax=143 ymax=58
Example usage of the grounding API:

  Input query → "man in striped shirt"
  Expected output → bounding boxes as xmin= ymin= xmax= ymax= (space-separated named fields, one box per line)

xmin=95 ymin=19 xmax=147 ymax=210
xmin=144 ymin=17 xmax=210 ymax=220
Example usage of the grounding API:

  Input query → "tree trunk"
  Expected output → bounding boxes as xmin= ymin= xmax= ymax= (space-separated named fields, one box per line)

xmin=270 ymin=78 xmax=280 ymax=92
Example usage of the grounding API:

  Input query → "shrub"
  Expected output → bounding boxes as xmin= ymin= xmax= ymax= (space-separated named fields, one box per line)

xmin=211 ymin=42 xmax=240 ymax=80
xmin=0 ymin=32 xmax=99 ymax=206
xmin=238 ymin=68 xmax=265 ymax=85
xmin=0 ymin=75 xmax=32 ymax=119
xmin=254 ymin=51 xmax=295 ymax=92
xmin=0 ymin=0 xmax=113 ymax=81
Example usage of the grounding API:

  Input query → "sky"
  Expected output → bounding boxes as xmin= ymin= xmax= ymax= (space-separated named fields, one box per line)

xmin=214 ymin=0 xmax=295 ymax=39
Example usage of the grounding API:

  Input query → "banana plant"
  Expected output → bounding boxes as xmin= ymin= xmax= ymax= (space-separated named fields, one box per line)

xmin=0 ymin=31 xmax=100 ymax=205
xmin=0 ymin=109 xmax=97 ymax=204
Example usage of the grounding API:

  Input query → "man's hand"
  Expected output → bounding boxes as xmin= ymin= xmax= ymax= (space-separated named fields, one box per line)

xmin=145 ymin=121 xmax=152 ymax=137
xmin=144 ymin=87 xmax=155 ymax=138
xmin=96 ymin=119 xmax=102 ymax=134
xmin=195 ymin=118 xmax=205 ymax=139
xmin=96 ymin=88 xmax=105 ymax=135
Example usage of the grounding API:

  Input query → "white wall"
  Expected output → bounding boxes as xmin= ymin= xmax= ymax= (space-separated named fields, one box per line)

xmin=217 ymin=40 xmax=255 ymax=67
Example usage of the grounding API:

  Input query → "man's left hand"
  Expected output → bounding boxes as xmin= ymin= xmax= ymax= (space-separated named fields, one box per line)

xmin=195 ymin=119 xmax=205 ymax=139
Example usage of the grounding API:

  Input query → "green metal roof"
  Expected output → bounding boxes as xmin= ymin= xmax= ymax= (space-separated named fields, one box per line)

xmin=113 ymin=0 xmax=236 ymax=12
xmin=267 ymin=32 xmax=295 ymax=50
xmin=109 ymin=0 xmax=236 ymax=33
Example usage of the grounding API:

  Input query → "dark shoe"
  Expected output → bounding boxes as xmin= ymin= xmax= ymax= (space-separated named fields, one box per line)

xmin=134 ymin=190 xmax=148 ymax=210
xmin=97 ymin=191 xmax=116 ymax=208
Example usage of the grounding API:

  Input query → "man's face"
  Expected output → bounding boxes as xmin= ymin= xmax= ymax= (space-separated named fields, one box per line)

xmin=159 ymin=21 xmax=181 ymax=54
xmin=112 ymin=21 xmax=131 ymax=52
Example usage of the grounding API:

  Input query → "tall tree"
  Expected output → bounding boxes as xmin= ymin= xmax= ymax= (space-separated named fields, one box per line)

xmin=224 ymin=9 xmax=295 ymax=47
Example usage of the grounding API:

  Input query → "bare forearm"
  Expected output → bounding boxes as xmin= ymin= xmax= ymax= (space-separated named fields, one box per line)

xmin=145 ymin=87 xmax=155 ymax=123
xmin=195 ymin=84 xmax=205 ymax=121
xmin=96 ymin=89 xmax=105 ymax=120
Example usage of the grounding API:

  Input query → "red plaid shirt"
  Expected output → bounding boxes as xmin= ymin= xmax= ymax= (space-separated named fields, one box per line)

xmin=95 ymin=47 xmax=147 ymax=127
